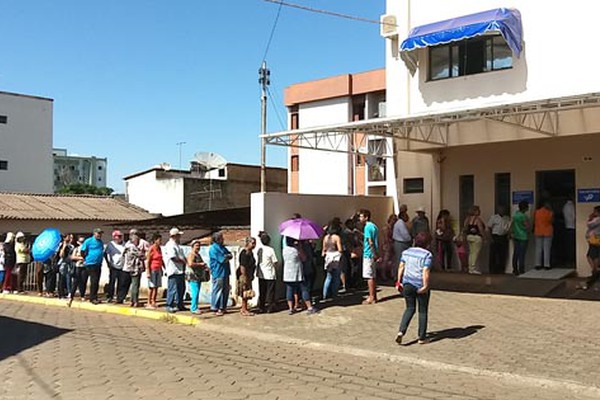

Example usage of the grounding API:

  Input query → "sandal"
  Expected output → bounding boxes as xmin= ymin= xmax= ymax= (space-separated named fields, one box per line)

xmin=362 ymin=298 xmax=377 ymax=305
xmin=215 ymin=310 xmax=225 ymax=317
xmin=240 ymin=310 xmax=255 ymax=317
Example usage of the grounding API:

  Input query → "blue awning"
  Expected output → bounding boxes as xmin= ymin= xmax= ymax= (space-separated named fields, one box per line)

xmin=400 ymin=8 xmax=523 ymax=74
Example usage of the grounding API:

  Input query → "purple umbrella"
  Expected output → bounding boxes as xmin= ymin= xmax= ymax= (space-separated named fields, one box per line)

xmin=279 ymin=217 xmax=324 ymax=240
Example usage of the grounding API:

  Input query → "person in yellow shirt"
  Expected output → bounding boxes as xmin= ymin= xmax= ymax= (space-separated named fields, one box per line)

xmin=15 ymin=232 xmax=31 ymax=293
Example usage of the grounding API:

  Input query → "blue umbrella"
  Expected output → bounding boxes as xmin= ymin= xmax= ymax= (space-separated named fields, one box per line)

xmin=32 ymin=228 xmax=62 ymax=262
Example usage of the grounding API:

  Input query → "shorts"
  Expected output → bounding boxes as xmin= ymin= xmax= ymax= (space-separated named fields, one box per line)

xmin=587 ymin=245 xmax=600 ymax=260
xmin=362 ymin=257 xmax=376 ymax=279
xmin=148 ymin=270 xmax=162 ymax=288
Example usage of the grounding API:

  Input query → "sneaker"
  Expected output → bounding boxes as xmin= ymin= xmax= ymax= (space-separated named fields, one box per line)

xmin=395 ymin=332 xmax=403 ymax=345
xmin=307 ymin=307 xmax=320 ymax=315
xmin=418 ymin=338 xmax=431 ymax=345
xmin=288 ymin=309 xmax=295 ymax=315
xmin=166 ymin=307 xmax=177 ymax=313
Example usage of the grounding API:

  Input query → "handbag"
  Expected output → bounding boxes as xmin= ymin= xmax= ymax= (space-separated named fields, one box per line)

xmin=588 ymin=233 xmax=600 ymax=246
xmin=242 ymin=289 xmax=255 ymax=299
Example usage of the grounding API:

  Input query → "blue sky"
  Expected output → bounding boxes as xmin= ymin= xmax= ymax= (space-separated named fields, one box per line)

xmin=0 ymin=0 xmax=385 ymax=191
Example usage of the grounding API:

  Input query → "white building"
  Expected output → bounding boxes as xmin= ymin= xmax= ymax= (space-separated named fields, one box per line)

xmin=0 ymin=91 xmax=53 ymax=193
xmin=53 ymin=148 xmax=108 ymax=191
xmin=268 ymin=1 xmax=600 ymax=278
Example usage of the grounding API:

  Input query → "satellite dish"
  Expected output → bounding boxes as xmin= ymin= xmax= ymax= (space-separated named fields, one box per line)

xmin=192 ymin=152 xmax=227 ymax=171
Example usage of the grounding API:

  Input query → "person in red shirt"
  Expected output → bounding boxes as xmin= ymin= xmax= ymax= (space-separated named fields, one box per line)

xmin=145 ymin=233 xmax=164 ymax=309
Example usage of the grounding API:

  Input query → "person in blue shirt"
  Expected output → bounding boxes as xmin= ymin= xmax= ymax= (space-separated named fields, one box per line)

xmin=395 ymin=232 xmax=432 ymax=345
xmin=209 ymin=231 xmax=232 ymax=316
xmin=359 ymin=209 xmax=379 ymax=304
xmin=80 ymin=228 xmax=105 ymax=304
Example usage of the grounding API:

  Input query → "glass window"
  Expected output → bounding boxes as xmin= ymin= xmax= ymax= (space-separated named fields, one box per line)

xmin=404 ymin=178 xmax=424 ymax=194
xmin=492 ymin=36 xmax=513 ymax=70
xmin=430 ymin=46 xmax=450 ymax=80
xmin=0 ymin=160 xmax=7 ymax=170
xmin=459 ymin=175 xmax=474 ymax=225
xmin=495 ymin=173 xmax=511 ymax=213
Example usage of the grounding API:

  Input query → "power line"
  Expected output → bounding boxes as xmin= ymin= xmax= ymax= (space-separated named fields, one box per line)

xmin=261 ymin=0 xmax=284 ymax=62
xmin=266 ymin=86 xmax=286 ymax=131
xmin=263 ymin=0 xmax=396 ymax=27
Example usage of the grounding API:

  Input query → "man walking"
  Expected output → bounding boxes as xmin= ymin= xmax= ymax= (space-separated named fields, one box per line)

xmin=488 ymin=206 xmax=511 ymax=274
xmin=105 ymin=230 xmax=125 ymax=303
xmin=81 ymin=228 xmax=105 ymax=304
xmin=164 ymin=227 xmax=187 ymax=313
xmin=359 ymin=209 xmax=379 ymax=304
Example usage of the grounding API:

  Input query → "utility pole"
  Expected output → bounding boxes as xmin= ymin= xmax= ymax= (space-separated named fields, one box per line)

xmin=259 ymin=61 xmax=270 ymax=192
xmin=176 ymin=141 xmax=186 ymax=169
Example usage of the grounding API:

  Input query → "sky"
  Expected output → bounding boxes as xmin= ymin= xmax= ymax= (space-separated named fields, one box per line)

xmin=0 ymin=0 xmax=385 ymax=191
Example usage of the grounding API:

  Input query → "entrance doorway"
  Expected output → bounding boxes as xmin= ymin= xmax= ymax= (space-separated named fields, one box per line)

xmin=535 ymin=170 xmax=576 ymax=268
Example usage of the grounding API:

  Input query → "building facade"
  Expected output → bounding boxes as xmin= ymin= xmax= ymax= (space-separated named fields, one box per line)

xmin=124 ymin=163 xmax=287 ymax=216
xmin=273 ymin=0 xmax=600 ymax=278
xmin=53 ymin=148 xmax=108 ymax=191
xmin=0 ymin=91 xmax=53 ymax=193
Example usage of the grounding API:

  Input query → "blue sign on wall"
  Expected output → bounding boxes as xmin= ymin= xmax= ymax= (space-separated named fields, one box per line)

xmin=577 ymin=188 xmax=600 ymax=203
xmin=512 ymin=190 xmax=534 ymax=204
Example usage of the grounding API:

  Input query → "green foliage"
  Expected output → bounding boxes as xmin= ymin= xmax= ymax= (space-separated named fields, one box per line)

xmin=57 ymin=183 xmax=114 ymax=196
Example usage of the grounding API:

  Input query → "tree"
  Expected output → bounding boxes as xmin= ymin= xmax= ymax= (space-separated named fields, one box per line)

xmin=57 ymin=183 xmax=114 ymax=196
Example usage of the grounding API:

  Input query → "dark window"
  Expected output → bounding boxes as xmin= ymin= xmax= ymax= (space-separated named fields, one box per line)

xmin=429 ymin=35 xmax=512 ymax=81
xmin=352 ymin=95 xmax=365 ymax=121
xmin=403 ymin=178 xmax=424 ymax=194
xmin=0 ymin=116 xmax=7 ymax=124
xmin=0 ymin=160 xmax=7 ymax=170
xmin=289 ymin=105 xmax=299 ymax=130
xmin=291 ymin=155 xmax=299 ymax=172
xmin=495 ymin=173 xmax=511 ymax=213
xmin=218 ymin=168 xmax=226 ymax=177
xmin=459 ymin=175 xmax=475 ymax=225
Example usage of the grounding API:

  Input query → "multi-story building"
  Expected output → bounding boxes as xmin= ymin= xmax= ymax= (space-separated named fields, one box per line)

xmin=124 ymin=162 xmax=287 ymax=216
xmin=267 ymin=1 xmax=600 ymax=278
xmin=52 ymin=148 xmax=108 ymax=191
xmin=0 ymin=91 xmax=53 ymax=193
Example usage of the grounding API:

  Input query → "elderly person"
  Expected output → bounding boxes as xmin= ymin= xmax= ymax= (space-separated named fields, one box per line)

xmin=411 ymin=207 xmax=430 ymax=237
xmin=164 ymin=227 xmax=187 ymax=313
xmin=283 ymin=236 xmax=318 ymax=315
xmin=2 ymin=232 xmax=16 ymax=293
xmin=395 ymin=232 xmax=433 ymax=345
xmin=145 ymin=233 xmax=164 ymax=309
xmin=209 ymin=232 xmax=232 ymax=316
xmin=237 ymin=237 xmax=257 ymax=316
xmin=122 ymin=231 xmax=146 ymax=307
xmin=104 ymin=230 xmax=125 ymax=303
xmin=186 ymin=240 xmax=208 ymax=314
xmin=257 ymin=232 xmax=278 ymax=313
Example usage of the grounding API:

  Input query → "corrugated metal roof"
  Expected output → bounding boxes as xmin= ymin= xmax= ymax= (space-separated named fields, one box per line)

xmin=0 ymin=192 xmax=155 ymax=221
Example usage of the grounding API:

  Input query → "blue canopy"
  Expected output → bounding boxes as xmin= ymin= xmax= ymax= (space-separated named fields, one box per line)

xmin=400 ymin=8 xmax=523 ymax=73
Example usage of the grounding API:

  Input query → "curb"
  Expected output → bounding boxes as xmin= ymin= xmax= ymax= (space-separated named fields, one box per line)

xmin=0 ymin=293 xmax=201 ymax=326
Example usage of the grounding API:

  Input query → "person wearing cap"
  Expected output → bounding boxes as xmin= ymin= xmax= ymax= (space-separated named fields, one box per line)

xmin=2 ymin=232 xmax=16 ymax=293
xmin=14 ymin=232 xmax=31 ymax=293
xmin=164 ymin=227 xmax=187 ymax=313
xmin=80 ymin=228 xmax=105 ymax=304
xmin=105 ymin=230 xmax=126 ymax=303
xmin=411 ymin=207 xmax=431 ymax=238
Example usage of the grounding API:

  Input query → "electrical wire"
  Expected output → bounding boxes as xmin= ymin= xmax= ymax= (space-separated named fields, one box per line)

xmin=263 ymin=0 xmax=396 ymax=27
xmin=261 ymin=0 xmax=284 ymax=62
xmin=266 ymin=86 xmax=287 ymax=131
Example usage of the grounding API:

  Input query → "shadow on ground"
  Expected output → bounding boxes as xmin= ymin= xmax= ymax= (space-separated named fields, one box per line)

xmin=402 ymin=325 xmax=485 ymax=346
xmin=0 ymin=316 xmax=72 ymax=362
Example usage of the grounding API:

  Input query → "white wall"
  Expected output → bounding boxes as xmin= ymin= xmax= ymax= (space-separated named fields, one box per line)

xmin=386 ymin=0 xmax=600 ymax=116
xmin=0 ymin=93 xmax=53 ymax=193
xmin=296 ymin=97 xmax=351 ymax=195
xmin=125 ymin=171 xmax=184 ymax=216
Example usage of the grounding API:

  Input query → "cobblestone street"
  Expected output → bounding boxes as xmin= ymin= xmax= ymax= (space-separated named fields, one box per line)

xmin=1 ymin=288 xmax=599 ymax=399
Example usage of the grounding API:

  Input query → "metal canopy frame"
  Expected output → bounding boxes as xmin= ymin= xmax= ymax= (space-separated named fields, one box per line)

xmin=263 ymin=92 xmax=600 ymax=156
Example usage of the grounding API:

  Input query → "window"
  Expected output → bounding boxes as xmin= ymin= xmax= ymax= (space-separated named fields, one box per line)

xmin=403 ymin=178 xmax=424 ymax=194
xmin=289 ymin=105 xmax=299 ymax=130
xmin=495 ymin=173 xmax=511 ymax=213
xmin=218 ymin=168 xmax=226 ymax=177
xmin=291 ymin=155 xmax=299 ymax=172
xmin=459 ymin=175 xmax=475 ymax=225
xmin=0 ymin=116 xmax=7 ymax=124
xmin=0 ymin=160 xmax=7 ymax=170
xmin=429 ymin=35 xmax=512 ymax=81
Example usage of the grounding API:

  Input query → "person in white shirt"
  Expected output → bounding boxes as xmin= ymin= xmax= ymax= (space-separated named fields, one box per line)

xmin=104 ymin=230 xmax=125 ymax=303
xmin=256 ymin=231 xmax=278 ymax=313
xmin=487 ymin=206 xmax=511 ymax=274
xmin=563 ymin=199 xmax=576 ymax=268
xmin=164 ymin=227 xmax=187 ymax=313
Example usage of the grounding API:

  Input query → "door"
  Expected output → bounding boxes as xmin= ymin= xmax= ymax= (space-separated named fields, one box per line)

xmin=535 ymin=170 xmax=576 ymax=268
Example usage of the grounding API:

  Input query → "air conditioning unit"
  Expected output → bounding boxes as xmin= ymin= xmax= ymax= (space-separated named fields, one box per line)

xmin=380 ymin=14 xmax=398 ymax=39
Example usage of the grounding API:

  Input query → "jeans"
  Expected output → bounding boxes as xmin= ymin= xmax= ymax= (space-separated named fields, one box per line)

xmin=210 ymin=277 xmax=230 ymax=311
xmin=0 ymin=271 xmax=4 ymax=290
xmin=44 ymin=270 xmax=57 ymax=294
xmin=535 ymin=236 xmax=552 ymax=268
xmin=59 ymin=269 xmax=73 ymax=298
xmin=167 ymin=274 xmax=185 ymax=310
xmin=258 ymin=279 xmax=276 ymax=312
xmin=72 ymin=268 xmax=86 ymax=299
xmin=189 ymin=280 xmax=201 ymax=312
xmin=512 ymin=240 xmax=528 ymax=274
xmin=436 ymin=240 xmax=453 ymax=271
xmin=106 ymin=266 xmax=120 ymax=300
xmin=398 ymin=283 xmax=430 ymax=341
xmin=489 ymin=234 xmax=509 ymax=274
xmin=130 ymin=274 xmax=140 ymax=305
xmin=285 ymin=281 xmax=310 ymax=303
xmin=82 ymin=264 xmax=101 ymax=302
xmin=322 ymin=268 xmax=341 ymax=299
xmin=117 ymin=270 xmax=131 ymax=303
xmin=393 ymin=241 xmax=411 ymax=263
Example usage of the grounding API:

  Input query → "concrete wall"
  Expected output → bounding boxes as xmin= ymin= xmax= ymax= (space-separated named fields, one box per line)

xmin=125 ymin=171 xmax=184 ymax=216
xmin=0 ymin=93 xmax=53 ymax=193
xmin=386 ymin=0 xmax=600 ymax=117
